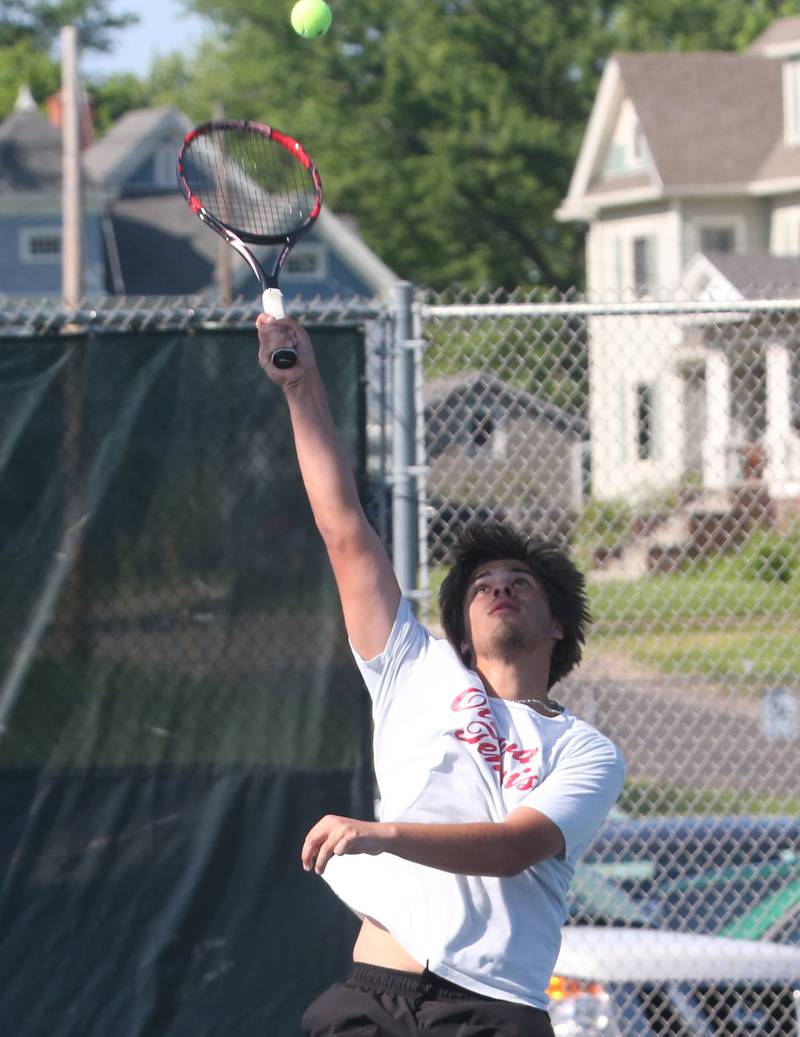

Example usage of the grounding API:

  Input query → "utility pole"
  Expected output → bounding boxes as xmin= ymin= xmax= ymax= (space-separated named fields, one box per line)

xmin=61 ymin=25 xmax=83 ymax=306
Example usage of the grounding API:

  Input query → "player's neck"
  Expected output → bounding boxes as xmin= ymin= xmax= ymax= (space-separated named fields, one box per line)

xmin=473 ymin=650 xmax=551 ymax=706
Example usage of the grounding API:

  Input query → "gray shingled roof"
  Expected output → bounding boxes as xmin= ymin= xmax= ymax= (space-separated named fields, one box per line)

xmin=83 ymin=107 xmax=190 ymax=185
xmin=615 ymin=52 xmax=782 ymax=187
xmin=424 ymin=372 xmax=588 ymax=437
xmin=748 ymin=15 xmax=800 ymax=54
xmin=702 ymin=250 xmax=800 ymax=299
xmin=0 ymin=108 xmax=62 ymax=192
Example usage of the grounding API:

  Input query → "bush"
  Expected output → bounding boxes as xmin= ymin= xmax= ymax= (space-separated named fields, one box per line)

xmin=748 ymin=533 xmax=797 ymax=584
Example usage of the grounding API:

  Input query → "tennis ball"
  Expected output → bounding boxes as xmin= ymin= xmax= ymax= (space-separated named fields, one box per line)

xmin=291 ymin=0 xmax=332 ymax=38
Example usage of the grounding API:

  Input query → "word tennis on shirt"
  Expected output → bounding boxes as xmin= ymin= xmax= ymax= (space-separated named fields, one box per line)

xmin=451 ymin=688 xmax=540 ymax=792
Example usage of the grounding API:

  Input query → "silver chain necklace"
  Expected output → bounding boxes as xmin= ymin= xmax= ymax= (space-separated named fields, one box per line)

xmin=515 ymin=696 xmax=564 ymax=712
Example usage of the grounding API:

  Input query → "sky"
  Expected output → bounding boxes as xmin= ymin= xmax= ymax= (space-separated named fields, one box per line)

xmin=81 ymin=0 xmax=210 ymax=79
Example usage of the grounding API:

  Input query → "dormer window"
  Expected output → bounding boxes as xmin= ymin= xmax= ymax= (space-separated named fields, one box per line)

xmin=783 ymin=59 xmax=800 ymax=144
xmin=601 ymin=99 xmax=647 ymax=179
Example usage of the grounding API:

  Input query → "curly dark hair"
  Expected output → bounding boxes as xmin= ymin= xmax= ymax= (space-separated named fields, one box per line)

xmin=438 ymin=521 xmax=590 ymax=689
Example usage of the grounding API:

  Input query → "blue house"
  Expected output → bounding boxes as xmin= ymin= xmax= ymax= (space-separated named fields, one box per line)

xmin=0 ymin=89 xmax=396 ymax=303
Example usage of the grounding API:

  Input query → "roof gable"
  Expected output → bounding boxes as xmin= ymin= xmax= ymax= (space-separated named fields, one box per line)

xmin=617 ymin=52 xmax=781 ymax=188
xmin=559 ymin=50 xmax=784 ymax=219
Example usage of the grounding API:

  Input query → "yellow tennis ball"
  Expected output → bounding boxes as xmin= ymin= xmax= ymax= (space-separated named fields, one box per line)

xmin=291 ymin=0 xmax=332 ymax=38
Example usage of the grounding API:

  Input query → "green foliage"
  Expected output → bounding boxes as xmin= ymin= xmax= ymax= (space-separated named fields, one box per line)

xmin=6 ymin=0 xmax=799 ymax=288
xmin=619 ymin=779 xmax=800 ymax=818
xmin=0 ymin=0 xmax=139 ymax=120
xmin=89 ymin=72 xmax=151 ymax=132
xmin=746 ymin=529 xmax=798 ymax=584
xmin=0 ymin=38 xmax=59 ymax=115
xmin=0 ymin=0 xmax=137 ymax=52
xmin=612 ymin=0 xmax=800 ymax=52
xmin=130 ymin=0 xmax=618 ymax=291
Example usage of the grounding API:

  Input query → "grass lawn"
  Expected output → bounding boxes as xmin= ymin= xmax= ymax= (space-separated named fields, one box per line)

xmin=597 ymin=620 xmax=800 ymax=684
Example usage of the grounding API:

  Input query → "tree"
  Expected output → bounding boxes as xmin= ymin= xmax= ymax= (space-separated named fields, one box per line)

xmin=0 ymin=0 xmax=137 ymax=52
xmin=0 ymin=38 xmax=60 ymax=115
xmin=173 ymin=0 xmax=800 ymax=291
xmin=0 ymin=0 xmax=139 ymax=120
xmin=167 ymin=0 xmax=619 ymax=291
xmin=611 ymin=0 xmax=800 ymax=52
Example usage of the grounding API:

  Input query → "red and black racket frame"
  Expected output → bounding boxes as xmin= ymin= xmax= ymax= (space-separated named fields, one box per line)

xmin=177 ymin=119 xmax=323 ymax=368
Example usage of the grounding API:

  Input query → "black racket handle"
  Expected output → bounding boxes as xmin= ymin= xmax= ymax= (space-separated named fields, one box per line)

xmin=271 ymin=348 xmax=298 ymax=369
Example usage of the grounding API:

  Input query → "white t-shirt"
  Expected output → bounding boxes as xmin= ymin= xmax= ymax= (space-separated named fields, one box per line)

xmin=322 ymin=598 xmax=626 ymax=1009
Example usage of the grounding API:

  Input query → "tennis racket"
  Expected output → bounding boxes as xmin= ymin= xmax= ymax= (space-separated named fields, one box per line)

xmin=177 ymin=119 xmax=323 ymax=368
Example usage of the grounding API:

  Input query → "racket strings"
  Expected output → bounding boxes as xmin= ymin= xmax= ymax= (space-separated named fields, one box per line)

xmin=184 ymin=128 xmax=318 ymax=239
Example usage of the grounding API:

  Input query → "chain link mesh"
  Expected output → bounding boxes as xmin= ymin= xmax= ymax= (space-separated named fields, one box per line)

xmin=2 ymin=288 xmax=800 ymax=1033
xmin=419 ymin=286 xmax=800 ymax=1034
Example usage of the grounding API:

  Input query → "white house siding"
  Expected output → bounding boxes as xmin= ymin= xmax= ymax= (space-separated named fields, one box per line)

xmin=588 ymin=313 xmax=685 ymax=502
xmin=766 ymin=341 xmax=800 ymax=498
xmin=586 ymin=206 xmax=687 ymax=503
xmin=586 ymin=205 xmax=681 ymax=297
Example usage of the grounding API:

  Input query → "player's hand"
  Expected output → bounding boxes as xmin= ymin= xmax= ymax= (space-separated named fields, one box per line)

xmin=302 ymin=814 xmax=389 ymax=875
xmin=256 ymin=314 xmax=315 ymax=390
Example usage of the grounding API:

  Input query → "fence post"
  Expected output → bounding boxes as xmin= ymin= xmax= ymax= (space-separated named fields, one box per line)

xmin=391 ymin=281 xmax=418 ymax=598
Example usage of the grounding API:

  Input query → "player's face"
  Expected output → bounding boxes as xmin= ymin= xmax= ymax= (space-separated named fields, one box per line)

xmin=461 ymin=559 xmax=563 ymax=664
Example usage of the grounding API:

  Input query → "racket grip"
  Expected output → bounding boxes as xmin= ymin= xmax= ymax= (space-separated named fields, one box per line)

xmin=262 ymin=287 xmax=285 ymax=318
xmin=261 ymin=288 xmax=297 ymax=369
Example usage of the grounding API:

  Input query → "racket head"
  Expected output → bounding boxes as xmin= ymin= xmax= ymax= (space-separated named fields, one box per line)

xmin=177 ymin=120 xmax=323 ymax=246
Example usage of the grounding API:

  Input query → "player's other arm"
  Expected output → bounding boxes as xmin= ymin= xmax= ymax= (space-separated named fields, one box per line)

xmin=301 ymin=807 xmax=565 ymax=877
xmin=258 ymin=315 xmax=400 ymax=658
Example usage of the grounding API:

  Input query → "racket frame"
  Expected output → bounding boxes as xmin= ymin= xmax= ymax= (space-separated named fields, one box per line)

xmin=177 ymin=119 xmax=323 ymax=367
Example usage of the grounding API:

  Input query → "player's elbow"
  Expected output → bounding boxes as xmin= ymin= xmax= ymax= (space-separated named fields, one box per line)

xmin=317 ymin=511 xmax=369 ymax=553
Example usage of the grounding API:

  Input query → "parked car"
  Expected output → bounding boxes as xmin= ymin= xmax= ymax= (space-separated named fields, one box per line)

xmin=584 ymin=815 xmax=800 ymax=937
xmin=550 ymin=924 xmax=800 ymax=1036
xmin=554 ymin=860 xmax=800 ymax=1035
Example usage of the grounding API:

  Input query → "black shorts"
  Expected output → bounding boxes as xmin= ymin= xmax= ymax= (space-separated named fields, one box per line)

xmin=302 ymin=963 xmax=555 ymax=1036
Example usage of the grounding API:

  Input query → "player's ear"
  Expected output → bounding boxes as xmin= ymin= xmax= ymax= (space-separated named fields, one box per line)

xmin=551 ymin=620 xmax=564 ymax=640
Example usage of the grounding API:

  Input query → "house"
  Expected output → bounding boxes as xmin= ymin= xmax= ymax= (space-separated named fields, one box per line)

xmin=0 ymin=87 xmax=107 ymax=295
xmin=0 ymin=89 xmax=396 ymax=303
xmin=424 ymin=372 xmax=588 ymax=547
xmin=556 ymin=16 xmax=800 ymax=523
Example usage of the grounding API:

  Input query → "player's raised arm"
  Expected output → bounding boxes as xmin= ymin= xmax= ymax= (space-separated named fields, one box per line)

xmin=257 ymin=314 xmax=400 ymax=658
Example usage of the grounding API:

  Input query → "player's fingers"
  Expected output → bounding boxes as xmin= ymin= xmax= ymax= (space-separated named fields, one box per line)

xmin=314 ymin=833 xmax=341 ymax=875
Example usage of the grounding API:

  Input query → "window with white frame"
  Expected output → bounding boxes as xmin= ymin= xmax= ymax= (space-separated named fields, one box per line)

xmin=602 ymin=100 xmax=647 ymax=178
xmin=700 ymin=226 xmax=736 ymax=254
xmin=633 ymin=236 xmax=655 ymax=296
xmin=20 ymin=228 xmax=62 ymax=263
xmin=783 ymin=59 xmax=800 ymax=144
xmin=772 ymin=209 xmax=800 ymax=256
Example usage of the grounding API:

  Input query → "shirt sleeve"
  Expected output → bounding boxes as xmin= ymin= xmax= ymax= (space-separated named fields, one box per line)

xmin=518 ymin=728 xmax=626 ymax=858
xmin=349 ymin=597 xmax=430 ymax=720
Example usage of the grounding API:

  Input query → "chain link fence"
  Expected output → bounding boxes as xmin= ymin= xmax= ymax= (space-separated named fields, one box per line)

xmin=2 ymin=287 xmax=800 ymax=1034
xmin=417 ymin=287 xmax=800 ymax=1035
